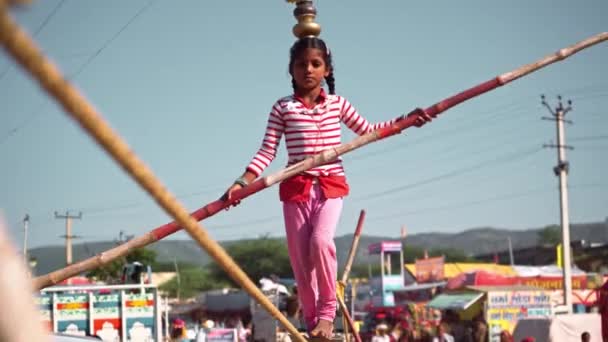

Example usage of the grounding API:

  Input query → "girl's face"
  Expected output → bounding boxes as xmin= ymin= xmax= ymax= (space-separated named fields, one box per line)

xmin=291 ymin=48 xmax=330 ymax=93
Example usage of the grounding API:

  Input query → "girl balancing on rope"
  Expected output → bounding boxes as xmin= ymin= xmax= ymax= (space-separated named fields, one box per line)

xmin=222 ymin=36 xmax=433 ymax=340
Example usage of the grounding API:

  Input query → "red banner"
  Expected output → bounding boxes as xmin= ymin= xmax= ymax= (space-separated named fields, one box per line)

xmin=519 ymin=276 xmax=588 ymax=290
xmin=415 ymin=256 xmax=445 ymax=283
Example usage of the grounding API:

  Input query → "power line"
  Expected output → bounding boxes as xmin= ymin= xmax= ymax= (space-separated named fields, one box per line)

xmin=69 ymin=0 xmax=157 ymax=79
xmin=32 ymin=0 xmax=66 ymax=36
xmin=569 ymin=135 xmax=608 ymax=142
xmin=0 ymin=0 xmax=157 ymax=147
xmin=348 ymin=84 xmax=608 ymax=164
xmin=348 ymin=102 xmax=531 ymax=163
xmin=212 ymin=215 xmax=282 ymax=229
xmin=353 ymin=146 xmax=542 ymax=202
xmin=0 ymin=103 xmax=45 ymax=146
xmin=366 ymin=183 xmax=607 ymax=223
xmin=80 ymin=184 xmax=226 ymax=217
xmin=0 ymin=0 xmax=66 ymax=82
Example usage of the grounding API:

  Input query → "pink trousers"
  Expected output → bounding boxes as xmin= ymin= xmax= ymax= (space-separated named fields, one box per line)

xmin=283 ymin=182 xmax=343 ymax=330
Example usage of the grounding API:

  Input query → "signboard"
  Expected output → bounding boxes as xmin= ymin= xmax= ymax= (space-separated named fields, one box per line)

xmin=38 ymin=285 xmax=160 ymax=341
xmin=368 ymin=241 xmax=402 ymax=254
xmin=519 ymin=276 xmax=587 ymax=290
xmin=35 ymin=294 xmax=53 ymax=331
xmin=415 ymin=256 xmax=444 ymax=283
xmin=394 ymin=287 xmax=435 ymax=303
xmin=486 ymin=290 xmax=552 ymax=342
xmin=206 ymin=328 xmax=238 ymax=342
xmin=92 ymin=293 xmax=121 ymax=339
xmin=56 ymin=294 xmax=89 ymax=335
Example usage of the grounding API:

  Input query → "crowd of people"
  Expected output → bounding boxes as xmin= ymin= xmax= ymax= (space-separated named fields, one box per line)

xmin=169 ymin=317 xmax=252 ymax=342
xmin=366 ymin=317 xmax=593 ymax=342
xmin=365 ymin=310 xmax=488 ymax=342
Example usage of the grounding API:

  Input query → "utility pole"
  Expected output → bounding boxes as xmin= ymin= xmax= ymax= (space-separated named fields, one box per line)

xmin=173 ymin=257 xmax=181 ymax=302
xmin=541 ymin=94 xmax=574 ymax=314
xmin=54 ymin=211 xmax=82 ymax=266
xmin=507 ymin=236 xmax=514 ymax=266
xmin=22 ymin=214 xmax=29 ymax=263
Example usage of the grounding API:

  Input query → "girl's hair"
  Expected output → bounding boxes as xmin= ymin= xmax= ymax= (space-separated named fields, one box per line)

xmin=289 ymin=37 xmax=335 ymax=95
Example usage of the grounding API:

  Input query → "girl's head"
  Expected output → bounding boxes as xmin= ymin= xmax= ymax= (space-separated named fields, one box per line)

xmin=289 ymin=37 xmax=335 ymax=95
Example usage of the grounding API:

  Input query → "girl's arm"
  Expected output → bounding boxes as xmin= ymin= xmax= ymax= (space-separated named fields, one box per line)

xmin=339 ymin=96 xmax=432 ymax=135
xmin=223 ymin=103 xmax=285 ymax=202
xmin=339 ymin=96 xmax=399 ymax=135
xmin=244 ymin=103 xmax=285 ymax=178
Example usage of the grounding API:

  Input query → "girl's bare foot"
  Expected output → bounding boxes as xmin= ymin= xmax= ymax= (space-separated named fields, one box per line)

xmin=310 ymin=319 xmax=333 ymax=340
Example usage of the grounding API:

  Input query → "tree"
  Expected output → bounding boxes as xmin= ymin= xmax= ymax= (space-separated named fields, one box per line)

xmin=87 ymin=247 xmax=157 ymax=283
xmin=348 ymin=263 xmax=381 ymax=279
xmin=538 ymin=225 xmax=561 ymax=246
xmin=403 ymin=245 xmax=426 ymax=263
xmin=432 ymin=247 xmax=473 ymax=262
xmin=207 ymin=237 xmax=292 ymax=287
xmin=159 ymin=266 xmax=226 ymax=299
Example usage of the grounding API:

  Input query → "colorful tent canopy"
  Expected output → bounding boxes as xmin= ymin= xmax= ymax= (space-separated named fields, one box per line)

xmin=426 ymin=292 xmax=484 ymax=311
xmin=446 ymin=270 xmax=518 ymax=290
xmin=404 ymin=262 xmax=517 ymax=280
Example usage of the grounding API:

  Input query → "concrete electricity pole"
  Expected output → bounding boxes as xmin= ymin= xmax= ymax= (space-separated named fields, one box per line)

xmin=22 ymin=214 xmax=29 ymax=263
xmin=508 ymin=236 xmax=514 ymax=266
xmin=54 ymin=211 xmax=82 ymax=266
xmin=541 ymin=94 xmax=574 ymax=314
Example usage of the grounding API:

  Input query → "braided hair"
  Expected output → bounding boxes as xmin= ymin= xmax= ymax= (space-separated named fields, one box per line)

xmin=289 ymin=37 xmax=335 ymax=95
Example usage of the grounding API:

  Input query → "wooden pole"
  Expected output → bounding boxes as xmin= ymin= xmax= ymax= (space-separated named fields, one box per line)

xmin=339 ymin=210 xmax=366 ymax=342
xmin=341 ymin=210 xmax=366 ymax=284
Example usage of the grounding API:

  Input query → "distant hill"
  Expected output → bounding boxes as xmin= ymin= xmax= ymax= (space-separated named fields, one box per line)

xmin=29 ymin=219 xmax=608 ymax=276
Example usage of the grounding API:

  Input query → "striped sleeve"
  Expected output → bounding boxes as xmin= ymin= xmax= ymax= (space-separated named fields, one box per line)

xmin=338 ymin=96 xmax=397 ymax=135
xmin=246 ymin=102 xmax=285 ymax=177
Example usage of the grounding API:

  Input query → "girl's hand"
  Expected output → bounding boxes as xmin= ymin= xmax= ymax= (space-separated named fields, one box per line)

xmin=413 ymin=110 xmax=433 ymax=127
xmin=399 ymin=108 xmax=433 ymax=127
xmin=220 ymin=183 xmax=243 ymax=209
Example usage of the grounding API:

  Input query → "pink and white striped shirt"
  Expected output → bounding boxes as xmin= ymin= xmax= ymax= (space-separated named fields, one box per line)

xmin=246 ymin=92 xmax=398 ymax=177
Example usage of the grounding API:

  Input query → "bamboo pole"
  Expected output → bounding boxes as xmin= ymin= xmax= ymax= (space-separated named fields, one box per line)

xmin=339 ymin=210 xmax=366 ymax=342
xmin=0 ymin=7 xmax=305 ymax=342
xmin=31 ymin=31 xmax=608 ymax=290
xmin=341 ymin=210 xmax=366 ymax=284
xmin=337 ymin=296 xmax=361 ymax=342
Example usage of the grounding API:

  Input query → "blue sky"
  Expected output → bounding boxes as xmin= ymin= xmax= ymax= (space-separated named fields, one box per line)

xmin=1 ymin=0 xmax=607 ymax=250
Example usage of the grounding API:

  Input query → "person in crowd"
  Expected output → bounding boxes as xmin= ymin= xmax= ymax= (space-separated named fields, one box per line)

xmin=170 ymin=318 xmax=188 ymax=342
xmin=499 ymin=330 xmax=513 ymax=342
xmin=371 ymin=323 xmax=391 ymax=342
xmin=432 ymin=323 xmax=454 ymax=342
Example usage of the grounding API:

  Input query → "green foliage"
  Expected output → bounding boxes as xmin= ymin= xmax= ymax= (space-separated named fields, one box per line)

xmin=87 ymin=247 xmax=157 ymax=283
xmin=207 ymin=237 xmax=292 ymax=287
xmin=404 ymin=245 xmax=472 ymax=263
xmin=348 ymin=263 xmax=381 ymax=279
xmin=86 ymin=258 xmax=124 ymax=283
xmin=403 ymin=245 xmax=426 ymax=263
xmin=433 ymin=247 xmax=473 ymax=262
xmin=538 ymin=225 xmax=562 ymax=245
xmin=153 ymin=261 xmax=199 ymax=272
xmin=159 ymin=266 xmax=227 ymax=299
